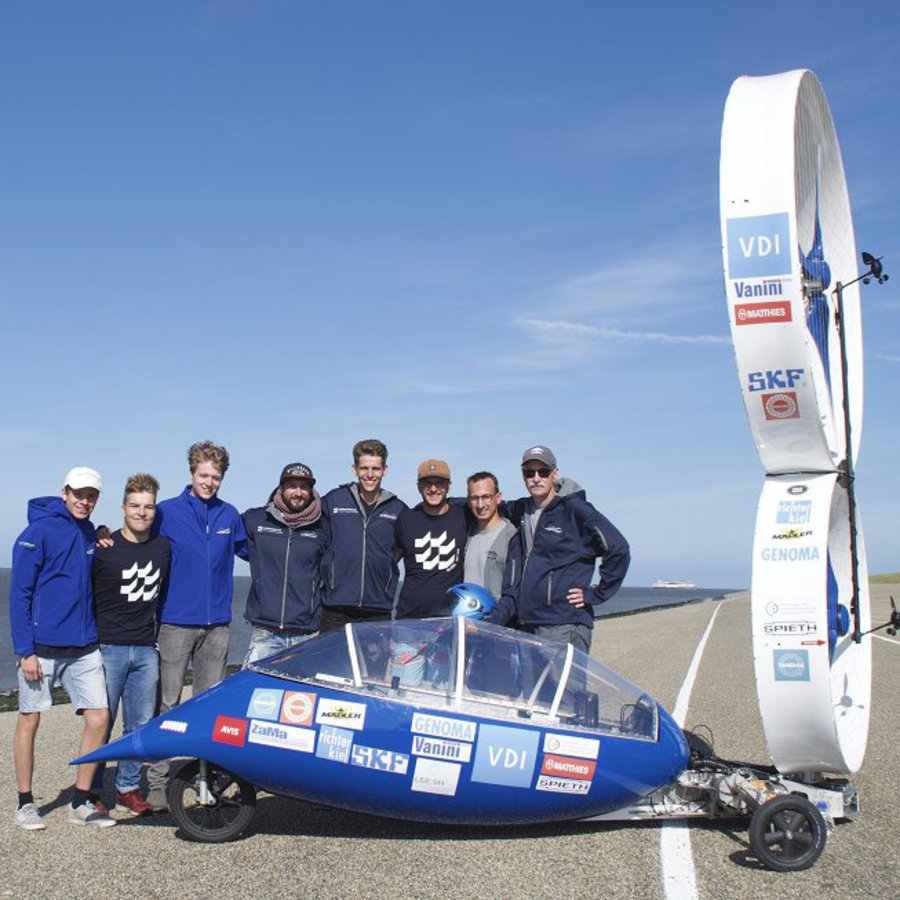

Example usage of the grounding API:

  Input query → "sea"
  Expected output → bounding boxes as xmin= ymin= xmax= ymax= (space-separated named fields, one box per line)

xmin=0 ymin=568 xmax=740 ymax=693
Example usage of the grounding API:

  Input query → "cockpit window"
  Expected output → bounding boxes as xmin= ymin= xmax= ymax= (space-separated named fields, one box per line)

xmin=252 ymin=619 xmax=658 ymax=741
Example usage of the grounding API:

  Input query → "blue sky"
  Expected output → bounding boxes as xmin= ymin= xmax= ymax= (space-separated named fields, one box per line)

xmin=1 ymin=1 xmax=897 ymax=586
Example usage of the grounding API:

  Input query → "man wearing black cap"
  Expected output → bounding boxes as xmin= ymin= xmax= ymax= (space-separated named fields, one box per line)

xmin=492 ymin=445 xmax=630 ymax=653
xmin=241 ymin=463 xmax=327 ymax=665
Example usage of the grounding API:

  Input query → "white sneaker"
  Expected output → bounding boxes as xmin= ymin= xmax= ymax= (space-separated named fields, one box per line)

xmin=68 ymin=799 xmax=116 ymax=827
xmin=14 ymin=803 xmax=47 ymax=831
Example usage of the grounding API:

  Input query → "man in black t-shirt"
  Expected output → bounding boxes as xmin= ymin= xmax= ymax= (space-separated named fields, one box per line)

xmin=91 ymin=474 xmax=170 ymax=816
xmin=394 ymin=459 xmax=467 ymax=619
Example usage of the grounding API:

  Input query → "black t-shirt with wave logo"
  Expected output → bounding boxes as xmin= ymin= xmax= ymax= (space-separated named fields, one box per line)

xmin=93 ymin=530 xmax=171 ymax=645
xmin=395 ymin=504 xmax=467 ymax=619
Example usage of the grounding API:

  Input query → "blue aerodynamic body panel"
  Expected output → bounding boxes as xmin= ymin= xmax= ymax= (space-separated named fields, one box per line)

xmin=78 ymin=619 xmax=689 ymax=826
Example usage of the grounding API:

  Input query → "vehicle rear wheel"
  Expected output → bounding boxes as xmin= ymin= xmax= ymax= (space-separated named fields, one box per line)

xmin=748 ymin=794 xmax=827 ymax=871
xmin=168 ymin=759 xmax=257 ymax=843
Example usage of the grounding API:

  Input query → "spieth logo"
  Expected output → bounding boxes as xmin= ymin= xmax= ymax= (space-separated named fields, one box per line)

xmin=120 ymin=561 xmax=161 ymax=603
xmin=414 ymin=531 xmax=459 ymax=571
xmin=764 ymin=621 xmax=817 ymax=636
xmin=212 ymin=715 xmax=247 ymax=747
xmin=536 ymin=775 xmax=590 ymax=795
xmin=761 ymin=391 xmax=800 ymax=420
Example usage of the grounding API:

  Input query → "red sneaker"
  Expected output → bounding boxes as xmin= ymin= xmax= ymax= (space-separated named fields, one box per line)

xmin=89 ymin=795 xmax=110 ymax=817
xmin=115 ymin=789 xmax=152 ymax=816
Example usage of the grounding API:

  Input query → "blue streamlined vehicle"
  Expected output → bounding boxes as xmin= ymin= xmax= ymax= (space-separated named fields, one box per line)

xmin=78 ymin=616 xmax=853 ymax=870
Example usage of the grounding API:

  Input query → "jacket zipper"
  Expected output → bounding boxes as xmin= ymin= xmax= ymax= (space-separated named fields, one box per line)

xmin=280 ymin=528 xmax=293 ymax=629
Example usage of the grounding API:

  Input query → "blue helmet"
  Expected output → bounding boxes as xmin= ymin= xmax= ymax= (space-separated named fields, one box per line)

xmin=441 ymin=582 xmax=497 ymax=620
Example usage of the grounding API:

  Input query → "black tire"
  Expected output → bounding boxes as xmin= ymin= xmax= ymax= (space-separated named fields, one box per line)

xmin=168 ymin=759 xmax=257 ymax=843
xmin=748 ymin=794 xmax=827 ymax=872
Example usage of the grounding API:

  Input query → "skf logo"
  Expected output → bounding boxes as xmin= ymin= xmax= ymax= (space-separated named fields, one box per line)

xmin=212 ymin=715 xmax=247 ymax=747
xmin=761 ymin=392 xmax=799 ymax=420
xmin=747 ymin=369 xmax=804 ymax=392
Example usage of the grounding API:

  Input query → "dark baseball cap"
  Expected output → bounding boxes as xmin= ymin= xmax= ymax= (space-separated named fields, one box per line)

xmin=280 ymin=463 xmax=315 ymax=485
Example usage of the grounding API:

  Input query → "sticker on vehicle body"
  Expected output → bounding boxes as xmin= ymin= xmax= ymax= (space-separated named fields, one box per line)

xmin=316 ymin=725 xmax=354 ymax=763
xmin=280 ymin=691 xmax=316 ymax=725
xmin=411 ymin=712 xmax=476 ymax=743
xmin=536 ymin=775 xmax=591 ymax=795
xmin=315 ymin=698 xmax=366 ymax=730
xmin=411 ymin=735 xmax=472 ymax=763
xmin=542 ymin=733 xmax=599 ymax=760
xmin=411 ymin=758 xmax=460 ymax=796
xmin=471 ymin=724 xmax=538 ymax=789
xmin=159 ymin=719 xmax=188 ymax=734
xmin=246 ymin=688 xmax=284 ymax=721
xmin=351 ymin=745 xmax=409 ymax=774
xmin=247 ymin=719 xmax=315 ymax=753
xmin=540 ymin=754 xmax=596 ymax=781
xmin=212 ymin=715 xmax=248 ymax=747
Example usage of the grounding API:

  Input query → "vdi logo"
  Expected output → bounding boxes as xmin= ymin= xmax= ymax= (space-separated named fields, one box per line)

xmin=727 ymin=213 xmax=791 ymax=278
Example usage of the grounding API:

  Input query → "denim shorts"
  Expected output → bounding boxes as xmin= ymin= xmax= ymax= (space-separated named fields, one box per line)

xmin=17 ymin=649 xmax=108 ymax=714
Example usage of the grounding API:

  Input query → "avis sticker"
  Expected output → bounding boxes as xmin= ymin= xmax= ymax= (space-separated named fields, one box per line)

xmin=212 ymin=715 xmax=247 ymax=747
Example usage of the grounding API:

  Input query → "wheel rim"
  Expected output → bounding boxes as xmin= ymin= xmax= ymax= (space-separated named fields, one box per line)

xmin=763 ymin=809 xmax=817 ymax=861
xmin=179 ymin=769 xmax=247 ymax=836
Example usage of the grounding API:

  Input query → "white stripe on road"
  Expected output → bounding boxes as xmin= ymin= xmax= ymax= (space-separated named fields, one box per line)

xmin=661 ymin=601 xmax=725 ymax=900
xmin=874 ymin=633 xmax=900 ymax=646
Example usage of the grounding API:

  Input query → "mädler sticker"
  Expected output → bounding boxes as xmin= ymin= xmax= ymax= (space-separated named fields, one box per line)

xmin=212 ymin=715 xmax=248 ymax=747
xmin=540 ymin=754 xmax=596 ymax=781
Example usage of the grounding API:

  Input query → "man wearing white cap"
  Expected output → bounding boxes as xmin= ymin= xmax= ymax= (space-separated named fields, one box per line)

xmin=9 ymin=466 xmax=116 ymax=829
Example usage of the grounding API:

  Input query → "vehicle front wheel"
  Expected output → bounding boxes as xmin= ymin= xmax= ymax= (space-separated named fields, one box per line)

xmin=168 ymin=759 xmax=257 ymax=843
xmin=748 ymin=794 xmax=827 ymax=872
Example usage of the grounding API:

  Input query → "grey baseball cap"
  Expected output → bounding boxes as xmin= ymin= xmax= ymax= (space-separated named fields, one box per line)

xmin=521 ymin=446 xmax=557 ymax=468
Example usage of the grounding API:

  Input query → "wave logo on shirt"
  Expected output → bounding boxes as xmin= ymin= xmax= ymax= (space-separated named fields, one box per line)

xmin=120 ymin=562 xmax=161 ymax=603
xmin=414 ymin=531 xmax=459 ymax=571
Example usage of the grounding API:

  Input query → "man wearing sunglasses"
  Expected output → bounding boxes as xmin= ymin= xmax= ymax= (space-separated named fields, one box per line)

xmin=491 ymin=445 xmax=630 ymax=653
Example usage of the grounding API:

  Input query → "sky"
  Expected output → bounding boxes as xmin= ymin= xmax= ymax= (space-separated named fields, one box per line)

xmin=1 ymin=1 xmax=897 ymax=586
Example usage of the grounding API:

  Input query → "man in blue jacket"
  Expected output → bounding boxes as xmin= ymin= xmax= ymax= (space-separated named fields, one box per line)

xmin=242 ymin=462 xmax=326 ymax=665
xmin=492 ymin=445 xmax=630 ymax=653
xmin=146 ymin=441 xmax=248 ymax=811
xmin=10 ymin=466 xmax=116 ymax=829
xmin=319 ymin=439 xmax=407 ymax=633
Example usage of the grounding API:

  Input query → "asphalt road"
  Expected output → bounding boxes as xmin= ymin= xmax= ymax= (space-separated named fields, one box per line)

xmin=2 ymin=587 xmax=897 ymax=900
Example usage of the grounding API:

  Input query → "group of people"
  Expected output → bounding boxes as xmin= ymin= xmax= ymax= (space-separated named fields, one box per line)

xmin=9 ymin=437 xmax=629 ymax=831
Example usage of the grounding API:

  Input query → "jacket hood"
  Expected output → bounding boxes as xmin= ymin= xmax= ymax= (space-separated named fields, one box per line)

xmin=556 ymin=477 xmax=585 ymax=500
xmin=348 ymin=482 xmax=397 ymax=507
xmin=27 ymin=495 xmax=76 ymax=525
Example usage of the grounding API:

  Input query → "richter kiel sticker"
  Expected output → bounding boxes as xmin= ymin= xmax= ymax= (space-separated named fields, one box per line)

xmin=761 ymin=391 xmax=799 ymax=420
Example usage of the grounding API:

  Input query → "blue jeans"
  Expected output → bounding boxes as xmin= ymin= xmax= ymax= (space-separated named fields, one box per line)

xmin=92 ymin=644 xmax=159 ymax=793
xmin=243 ymin=626 xmax=317 ymax=667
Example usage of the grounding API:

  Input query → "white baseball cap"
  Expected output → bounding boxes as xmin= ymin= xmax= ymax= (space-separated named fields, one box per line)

xmin=63 ymin=466 xmax=103 ymax=492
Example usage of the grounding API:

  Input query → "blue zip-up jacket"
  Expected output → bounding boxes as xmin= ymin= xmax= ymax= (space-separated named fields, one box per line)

xmin=154 ymin=486 xmax=248 ymax=627
xmin=320 ymin=483 xmax=407 ymax=610
xmin=494 ymin=486 xmax=630 ymax=629
xmin=10 ymin=496 xmax=98 ymax=657
xmin=243 ymin=502 xmax=326 ymax=633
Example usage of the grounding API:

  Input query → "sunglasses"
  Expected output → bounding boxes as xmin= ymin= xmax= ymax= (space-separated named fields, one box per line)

xmin=522 ymin=466 xmax=552 ymax=478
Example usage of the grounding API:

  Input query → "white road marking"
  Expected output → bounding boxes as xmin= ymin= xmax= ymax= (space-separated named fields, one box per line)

xmin=660 ymin=601 xmax=725 ymax=900
xmin=873 ymin=634 xmax=900 ymax=646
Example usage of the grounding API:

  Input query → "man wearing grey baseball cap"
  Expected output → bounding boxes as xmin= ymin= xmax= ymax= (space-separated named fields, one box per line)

xmin=10 ymin=466 xmax=116 ymax=828
xmin=491 ymin=445 xmax=630 ymax=653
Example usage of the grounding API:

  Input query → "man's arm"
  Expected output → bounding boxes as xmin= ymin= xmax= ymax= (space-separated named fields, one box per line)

xmin=486 ymin=538 xmax=522 ymax=626
xmin=233 ymin=508 xmax=249 ymax=563
xmin=584 ymin=505 xmax=630 ymax=604
xmin=10 ymin=531 xmax=44 ymax=672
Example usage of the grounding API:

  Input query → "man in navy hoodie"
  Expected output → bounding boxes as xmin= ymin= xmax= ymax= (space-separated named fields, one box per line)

xmin=145 ymin=441 xmax=248 ymax=811
xmin=10 ymin=466 xmax=116 ymax=829
xmin=492 ymin=445 xmax=630 ymax=653
xmin=242 ymin=462 xmax=326 ymax=665
xmin=319 ymin=439 xmax=406 ymax=632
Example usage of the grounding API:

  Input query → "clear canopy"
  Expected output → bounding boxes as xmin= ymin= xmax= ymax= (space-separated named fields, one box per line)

xmin=252 ymin=618 xmax=658 ymax=742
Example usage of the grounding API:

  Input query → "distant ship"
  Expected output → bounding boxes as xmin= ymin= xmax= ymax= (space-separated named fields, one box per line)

xmin=652 ymin=579 xmax=698 ymax=589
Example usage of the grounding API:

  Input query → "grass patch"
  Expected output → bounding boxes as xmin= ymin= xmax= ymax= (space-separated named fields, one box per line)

xmin=870 ymin=573 xmax=900 ymax=584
